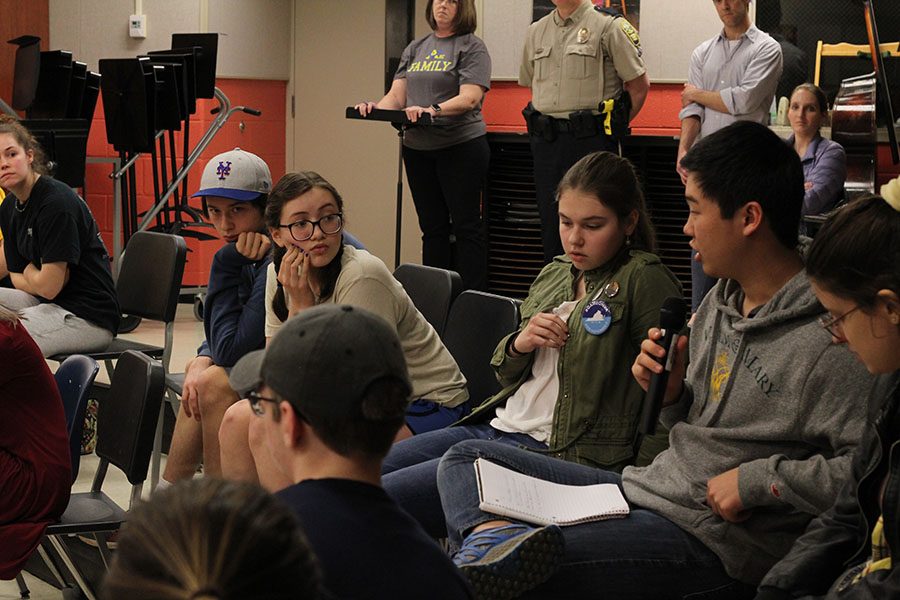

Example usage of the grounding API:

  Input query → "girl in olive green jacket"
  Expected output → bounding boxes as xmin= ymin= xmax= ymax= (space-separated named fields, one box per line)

xmin=383 ymin=151 xmax=681 ymax=537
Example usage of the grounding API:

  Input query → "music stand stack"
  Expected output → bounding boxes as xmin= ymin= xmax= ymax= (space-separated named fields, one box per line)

xmin=6 ymin=36 xmax=99 ymax=190
xmin=100 ymin=33 xmax=225 ymax=244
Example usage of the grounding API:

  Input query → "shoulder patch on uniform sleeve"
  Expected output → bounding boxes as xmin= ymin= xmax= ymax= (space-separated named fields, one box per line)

xmin=619 ymin=19 xmax=642 ymax=56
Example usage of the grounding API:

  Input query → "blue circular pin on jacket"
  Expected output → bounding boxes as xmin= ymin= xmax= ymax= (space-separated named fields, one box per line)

xmin=582 ymin=300 xmax=613 ymax=335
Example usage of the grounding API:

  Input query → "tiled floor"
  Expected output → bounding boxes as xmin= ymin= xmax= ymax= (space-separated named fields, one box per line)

xmin=1 ymin=303 xmax=207 ymax=599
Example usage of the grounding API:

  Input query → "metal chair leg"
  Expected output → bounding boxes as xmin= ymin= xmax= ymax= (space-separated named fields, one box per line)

xmin=150 ymin=400 xmax=166 ymax=490
xmin=47 ymin=536 xmax=98 ymax=600
xmin=37 ymin=542 xmax=70 ymax=589
xmin=16 ymin=541 xmax=77 ymax=599
xmin=15 ymin=573 xmax=29 ymax=598
xmin=92 ymin=532 xmax=114 ymax=569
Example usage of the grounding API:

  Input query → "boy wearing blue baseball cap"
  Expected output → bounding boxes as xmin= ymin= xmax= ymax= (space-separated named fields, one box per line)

xmin=161 ymin=148 xmax=272 ymax=486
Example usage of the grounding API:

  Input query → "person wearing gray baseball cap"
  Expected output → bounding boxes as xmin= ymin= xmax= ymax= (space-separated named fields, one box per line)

xmin=160 ymin=148 xmax=273 ymax=489
xmin=229 ymin=304 xmax=471 ymax=599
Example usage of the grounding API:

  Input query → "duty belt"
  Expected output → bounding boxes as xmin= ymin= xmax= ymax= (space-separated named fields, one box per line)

xmin=522 ymin=94 xmax=631 ymax=143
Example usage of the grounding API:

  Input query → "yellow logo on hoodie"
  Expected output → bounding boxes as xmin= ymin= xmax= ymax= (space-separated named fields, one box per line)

xmin=709 ymin=351 xmax=730 ymax=403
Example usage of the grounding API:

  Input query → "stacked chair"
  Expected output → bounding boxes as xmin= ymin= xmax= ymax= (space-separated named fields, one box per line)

xmin=50 ymin=230 xmax=187 ymax=489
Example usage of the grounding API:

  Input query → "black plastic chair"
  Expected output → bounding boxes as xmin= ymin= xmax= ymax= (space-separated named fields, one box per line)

xmin=51 ymin=230 xmax=187 ymax=488
xmin=165 ymin=371 xmax=186 ymax=396
xmin=393 ymin=263 xmax=463 ymax=338
xmin=51 ymin=230 xmax=187 ymax=372
xmin=55 ymin=355 xmax=100 ymax=481
xmin=443 ymin=290 xmax=521 ymax=406
xmin=41 ymin=350 xmax=165 ymax=600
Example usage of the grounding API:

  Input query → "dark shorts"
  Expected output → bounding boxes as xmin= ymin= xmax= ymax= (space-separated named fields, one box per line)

xmin=405 ymin=399 xmax=471 ymax=435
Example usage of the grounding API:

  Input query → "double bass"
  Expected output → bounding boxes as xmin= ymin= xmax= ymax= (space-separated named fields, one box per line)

xmin=830 ymin=0 xmax=898 ymax=200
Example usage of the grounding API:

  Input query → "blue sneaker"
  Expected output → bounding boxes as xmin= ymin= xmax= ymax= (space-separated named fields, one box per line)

xmin=452 ymin=524 xmax=564 ymax=599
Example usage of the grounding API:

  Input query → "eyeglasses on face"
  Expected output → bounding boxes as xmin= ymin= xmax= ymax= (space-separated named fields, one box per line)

xmin=278 ymin=213 xmax=343 ymax=242
xmin=248 ymin=390 xmax=311 ymax=423
xmin=248 ymin=390 xmax=280 ymax=417
xmin=818 ymin=305 xmax=861 ymax=341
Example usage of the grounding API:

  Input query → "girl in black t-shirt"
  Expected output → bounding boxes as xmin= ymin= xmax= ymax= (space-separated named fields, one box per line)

xmin=0 ymin=115 xmax=119 ymax=356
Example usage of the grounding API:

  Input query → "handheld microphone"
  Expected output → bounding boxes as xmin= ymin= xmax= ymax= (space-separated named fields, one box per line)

xmin=639 ymin=297 xmax=688 ymax=435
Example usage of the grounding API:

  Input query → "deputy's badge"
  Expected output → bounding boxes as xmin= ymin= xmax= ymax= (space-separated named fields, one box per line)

xmin=619 ymin=19 xmax=642 ymax=56
xmin=582 ymin=300 xmax=613 ymax=335
xmin=603 ymin=281 xmax=620 ymax=298
xmin=577 ymin=27 xmax=590 ymax=44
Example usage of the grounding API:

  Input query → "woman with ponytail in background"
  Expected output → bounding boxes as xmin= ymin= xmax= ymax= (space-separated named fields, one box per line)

xmin=219 ymin=171 xmax=467 ymax=490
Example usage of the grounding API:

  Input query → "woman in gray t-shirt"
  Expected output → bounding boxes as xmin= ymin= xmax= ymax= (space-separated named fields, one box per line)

xmin=355 ymin=0 xmax=492 ymax=291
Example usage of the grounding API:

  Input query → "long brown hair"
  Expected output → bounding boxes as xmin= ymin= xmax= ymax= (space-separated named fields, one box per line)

xmin=0 ymin=114 xmax=48 ymax=176
xmin=557 ymin=151 xmax=656 ymax=252
xmin=266 ymin=172 xmax=346 ymax=323
xmin=806 ymin=195 xmax=899 ymax=309
xmin=102 ymin=479 xmax=321 ymax=600
xmin=0 ymin=305 xmax=19 ymax=324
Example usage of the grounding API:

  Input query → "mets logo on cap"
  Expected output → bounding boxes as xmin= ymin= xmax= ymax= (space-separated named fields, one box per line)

xmin=216 ymin=161 xmax=233 ymax=181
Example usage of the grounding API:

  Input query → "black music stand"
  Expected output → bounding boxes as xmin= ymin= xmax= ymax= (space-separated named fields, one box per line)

xmin=163 ymin=34 xmax=219 ymax=205
xmin=8 ymin=35 xmax=40 ymax=111
xmin=148 ymin=49 xmax=196 ymax=115
xmin=81 ymin=70 xmax=101 ymax=123
xmin=28 ymin=50 xmax=73 ymax=119
xmin=99 ymin=58 xmax=157 ymax=154
xmin=345 ymin=107 xmax=431 ymax=268
xmin=99 ymin=58 xmax=156 ymax=242
xmin=66 ymin=61 xmax=87 ymax=119
xmin=137 ymin=53 xmax=214 ymax=238
xmin=171 ymin=33 xmax=218 ymax=99
xmin=21 ymin=118 xmax=89 ymax=188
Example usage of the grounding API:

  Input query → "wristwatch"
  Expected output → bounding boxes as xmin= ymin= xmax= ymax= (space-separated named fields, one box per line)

xmin=430 ymin=103 xmax=442 ymax=113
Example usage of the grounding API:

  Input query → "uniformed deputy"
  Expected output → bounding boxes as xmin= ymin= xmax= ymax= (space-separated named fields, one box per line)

xmin=521 ymin=0 xmax=649 ymax=263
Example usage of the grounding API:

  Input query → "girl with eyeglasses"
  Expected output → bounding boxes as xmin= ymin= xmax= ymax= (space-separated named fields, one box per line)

xmin=757 ymin=194 xmax=900 ymax=599
xmin=219 ymin=171 xmax=468 ymax=491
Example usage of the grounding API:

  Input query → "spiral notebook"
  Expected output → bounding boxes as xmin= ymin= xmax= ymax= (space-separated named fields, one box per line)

xmin=474 ymin=458 xmax=630 ymax=527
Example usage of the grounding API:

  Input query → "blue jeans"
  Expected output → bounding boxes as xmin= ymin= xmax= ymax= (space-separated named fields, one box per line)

xmin=382 ymin=424 xmax=547 ymax=538
xmin=437 ymin=440 xmax=755 ymax=600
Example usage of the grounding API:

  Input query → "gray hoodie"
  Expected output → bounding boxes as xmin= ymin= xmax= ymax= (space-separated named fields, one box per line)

xmin=622 ymin=269 xmax=876 ymax=584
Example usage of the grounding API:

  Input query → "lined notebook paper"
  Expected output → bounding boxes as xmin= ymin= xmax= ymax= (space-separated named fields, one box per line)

xmin=474 ymin=458 xmax=630 ymax=526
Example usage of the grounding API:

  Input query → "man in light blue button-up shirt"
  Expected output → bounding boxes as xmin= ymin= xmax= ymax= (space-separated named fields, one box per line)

xmin=676 ymin=0 xmax=783 ymax=310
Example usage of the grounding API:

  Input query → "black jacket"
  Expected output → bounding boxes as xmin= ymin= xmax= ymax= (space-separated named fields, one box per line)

xmin=756 ymin=374 xmax=900 ymax=599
